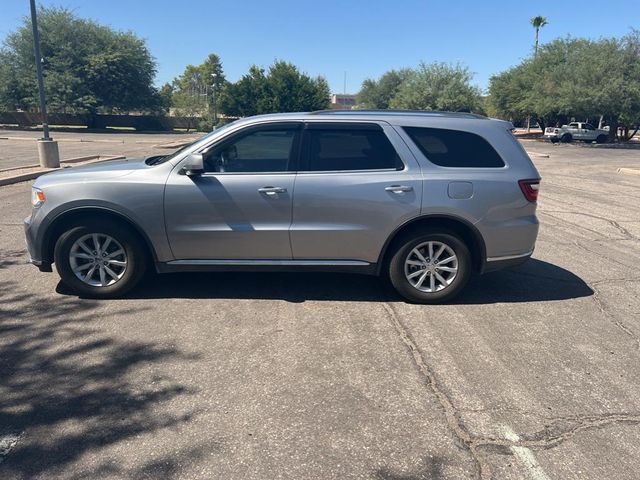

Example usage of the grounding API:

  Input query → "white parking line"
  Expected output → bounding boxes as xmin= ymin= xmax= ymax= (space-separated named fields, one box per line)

xmin=502 ymin=426 xmax=551 ymax=480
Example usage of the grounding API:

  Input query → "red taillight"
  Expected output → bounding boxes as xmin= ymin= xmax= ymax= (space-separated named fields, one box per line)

xmin=519 ymin=179 xmax=540 ymax=202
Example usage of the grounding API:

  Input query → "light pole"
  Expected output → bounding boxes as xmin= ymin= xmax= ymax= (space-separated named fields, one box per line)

xmin=29 ymin=0 xmax=59 ymax=168
xmin=211 ymin=73 xmax=218 ymax=129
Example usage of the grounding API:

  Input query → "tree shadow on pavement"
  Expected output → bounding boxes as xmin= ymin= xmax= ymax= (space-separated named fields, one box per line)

xmin=0 ymin=249 xmax=27 ymax=270
xmin=0 ymin=280 xmax=200 ymax=479
xmin=99 ymin=258 xmax=593 ymax=304
xmin=65 ymin=444 xmax=219 ymax=480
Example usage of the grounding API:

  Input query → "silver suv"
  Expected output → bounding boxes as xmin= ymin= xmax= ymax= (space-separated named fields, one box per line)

xmin=24 ymin=110 xmax=541 ymax=303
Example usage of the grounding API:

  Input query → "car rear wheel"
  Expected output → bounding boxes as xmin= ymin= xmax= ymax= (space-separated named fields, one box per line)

xmin=54 ymin=220 xmax=147 ymax=298
xmin=560 ymin=133 xmax=572 ymax=143
xmin=388 ymin=230 xmax=471 ymax=303
xmin=596 ymin=134 xmax=607 ymax=144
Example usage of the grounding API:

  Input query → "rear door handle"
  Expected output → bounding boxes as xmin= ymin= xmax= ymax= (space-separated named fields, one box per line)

xmin=258 ymin=186 xmax=287 ymax=195
xmin=385 ymin=185 xmax=413 ymax=193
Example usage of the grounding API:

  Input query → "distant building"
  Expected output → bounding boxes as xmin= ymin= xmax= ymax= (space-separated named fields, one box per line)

xmin=330 ymin=94 xmax=357 ymax=109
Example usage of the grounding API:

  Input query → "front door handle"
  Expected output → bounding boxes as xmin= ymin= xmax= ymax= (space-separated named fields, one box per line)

xmin=258 ymin=186 xmax=287 ymax=196
xmin=385 ymin=185 xmax=413 ymax=193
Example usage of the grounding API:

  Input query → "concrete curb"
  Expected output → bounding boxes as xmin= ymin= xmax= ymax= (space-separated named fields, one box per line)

xmin=618 ymin=167 xmax=640 ymax=176
xmin=154 ymin=139 xmax=196 ymax=149
xmin=0 ymin=154 xmax=125 ymax=187
xmin=1 ymin=135 xmax=196 ymax=145
xmin=0 ymin=169 xmax=58 ymax=186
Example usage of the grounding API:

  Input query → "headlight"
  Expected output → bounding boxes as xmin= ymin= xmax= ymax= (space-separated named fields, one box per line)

xmin=31 ymin=187 xmax=46 ymax=208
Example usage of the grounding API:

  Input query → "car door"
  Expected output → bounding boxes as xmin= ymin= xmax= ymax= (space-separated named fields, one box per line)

xmin=583 ymin=123 xmax=596 ymax=140
xmin=570 ymin=122 xmax=583 ymax=140
xmin=290 ymin=122 xmax=422 ymax=264
xmin=164 ymin=122 xmax=302 ymax=260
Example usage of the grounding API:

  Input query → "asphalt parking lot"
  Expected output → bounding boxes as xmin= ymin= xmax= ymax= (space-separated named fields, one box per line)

xmin=0 ymin=140 xmax=639 ymax=479
xmin=0 ymin=129 xmax=198 ymax=169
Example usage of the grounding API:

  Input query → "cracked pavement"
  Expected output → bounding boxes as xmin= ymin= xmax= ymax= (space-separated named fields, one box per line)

xmin=0 ymin=140 xmax=639 ymax=479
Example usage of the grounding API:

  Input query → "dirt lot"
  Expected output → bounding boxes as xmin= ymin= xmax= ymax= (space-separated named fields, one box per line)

xmin=0 ymin=140 xmax=639 ymax=479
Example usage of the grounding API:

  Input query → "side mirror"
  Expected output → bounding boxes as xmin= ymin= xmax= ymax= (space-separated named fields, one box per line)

xmin=180 ymin=153 xmax=204 ymax=176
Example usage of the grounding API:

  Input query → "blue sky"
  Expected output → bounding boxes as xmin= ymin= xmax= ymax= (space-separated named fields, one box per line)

xmin=1 ymin=1 xmax=637 ymax=94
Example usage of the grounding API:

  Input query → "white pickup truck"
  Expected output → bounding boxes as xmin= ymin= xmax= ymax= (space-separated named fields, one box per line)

xmin=544 ymin=122 xmax=609 ymax=143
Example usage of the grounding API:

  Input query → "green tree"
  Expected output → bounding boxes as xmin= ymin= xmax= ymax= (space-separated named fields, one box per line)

xmin=0 ymin=7 xmax=158 ymax=113
xmin=157 ymin=83 xmax=174 ymax=113
xmin=171 ymin=89 xmax=205 ymax=131
xmin=485 ymin=68 xmax=529 ymax=121
xmin=617 ymin=32 xmax=640 ymax=140
xmin=488 ymin=33 xmax=640 ymax=139
xmin=488 ymin=58 xmax=555 ymax=129
xmin=531 ymin=16 xmax=548 ymax=55
xmin=389 ymin=62 xmax=482 ymax=112
xmin=218 ymin=65 xmax=270 ymax=117
xmin=356 ymin=69 xmax=411 ymax=109
xmin=171 ymin=53 xmax=226 ymax=123
xmin=219 ymin=61 xmax=329 ymax=116
xmin=266 ymin=61 xmax=330 ymax=112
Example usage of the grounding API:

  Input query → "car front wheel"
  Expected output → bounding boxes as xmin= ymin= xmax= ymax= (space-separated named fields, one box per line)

xmin=388 ymin=231 xmax=471 ymax=303
xmin=54 ymin=220 xmax=147 ymax=298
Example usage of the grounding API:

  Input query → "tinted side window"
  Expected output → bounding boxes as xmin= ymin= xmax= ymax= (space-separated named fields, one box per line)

xmin=403 ymin=127 xmax=505 ymax=168
xmin=304 ymin=128 xmax=401 ymax=171
xmin=203 ymin=128 xmax=298 ymax=173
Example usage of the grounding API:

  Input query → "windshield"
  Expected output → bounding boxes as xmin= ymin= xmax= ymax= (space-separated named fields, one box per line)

xmin=147 ymin=120 xmax=241 ymax=165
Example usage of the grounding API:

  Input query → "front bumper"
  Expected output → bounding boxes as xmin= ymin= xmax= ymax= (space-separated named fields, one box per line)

xmin=24 ymin=215 xmax=52 ymax=271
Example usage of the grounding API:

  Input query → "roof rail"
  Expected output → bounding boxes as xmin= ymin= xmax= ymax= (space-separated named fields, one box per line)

xmin=310 ymin=109 xmax=486 ymax=119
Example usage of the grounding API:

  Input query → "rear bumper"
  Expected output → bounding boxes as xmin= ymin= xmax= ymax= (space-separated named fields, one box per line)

xmin=478 ymin=211 xmax=539 ymax=264
xmin=483 ymin=250 xmax=532 ymax=273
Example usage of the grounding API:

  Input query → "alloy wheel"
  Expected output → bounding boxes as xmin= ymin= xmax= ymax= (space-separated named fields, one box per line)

xmin=404 ymin=241 xmax=458 ymax=293
xmin=69 ymin=233 xmax=128 ymax=287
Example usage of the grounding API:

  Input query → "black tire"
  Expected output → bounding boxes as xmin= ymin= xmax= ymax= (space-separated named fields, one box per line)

xmin=596 ymin=134 xmax=607 ymax=144
xmin=560 ymin=133 xmax=572 ymax=143
xmin=388 ymin=230 xmax=472 ymax=304
xmin=54 ymin=220 xmax=147 ymax=298
xmin=550 ymin=138 xmax=559 ymax=144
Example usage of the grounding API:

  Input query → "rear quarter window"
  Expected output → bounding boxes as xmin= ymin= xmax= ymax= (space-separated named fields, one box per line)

xmin=403 ymin=127 xmax=505 ymax=168
xmin=304 ymin=128 xmax=402 ymax=171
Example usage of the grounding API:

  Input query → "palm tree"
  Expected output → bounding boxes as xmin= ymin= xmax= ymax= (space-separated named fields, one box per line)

xmin=531 ymin=16 xmax=548 ymax=56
